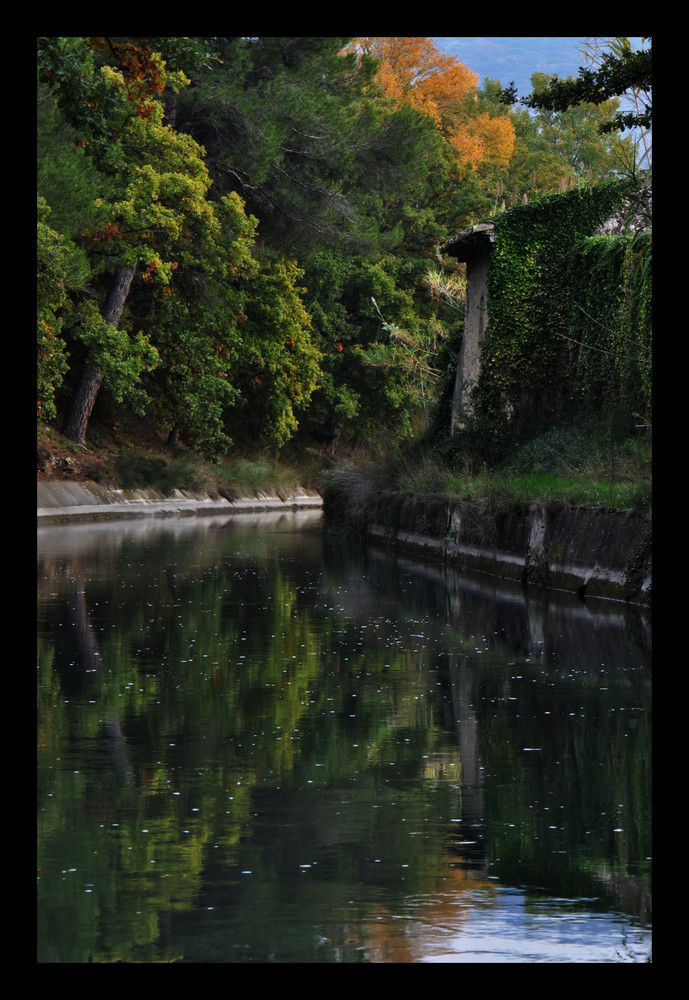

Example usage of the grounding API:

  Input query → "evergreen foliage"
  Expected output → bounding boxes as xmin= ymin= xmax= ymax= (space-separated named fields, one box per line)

xmin=500 ymin=37 xmax=652 ymax=134
xmin=37 ymin=37 xmax=651 ymax=465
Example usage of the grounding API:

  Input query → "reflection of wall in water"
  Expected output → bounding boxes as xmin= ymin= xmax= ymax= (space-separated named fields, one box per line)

xmin=447 ymin=653 xmax=484 ymax=835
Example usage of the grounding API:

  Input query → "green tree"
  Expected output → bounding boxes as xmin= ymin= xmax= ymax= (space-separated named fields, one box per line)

xmin=137 ymin=241 xmax=321 ymax=456
xmin=37 ymin=196 xmax=87 ymax=421
xmin=37 ymin=38 xmax=261 ymax=447
xmin=174 ymin=37 xmax=376 ymax=256
xmin=222 ymin=255 xmax=322 ymax=449
xmin=173 ymin=37 xmax=469 ymax=448
xmin=124 ymin=189 xmax=259 ymax=456
xmin=487 ymin=73 xmax=636 ymax=206
xmin=37 ymin=76 xmax=115 ymax=241
xmin=37 ymin=38 xmax=185 ymax=442
xmin=500 ymin=37 xmax=651 ymax=134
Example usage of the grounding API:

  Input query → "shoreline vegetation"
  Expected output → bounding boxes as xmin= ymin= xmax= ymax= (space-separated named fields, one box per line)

xmin=37 ymin=415 xmax=322 ymax=502
xmin=37 ymin=412 xmax=651 ymax=607
xmin=39 ymin=400 xmax=651 ymax=516
xmin=38 ymin=38 xmax=650 ymax=527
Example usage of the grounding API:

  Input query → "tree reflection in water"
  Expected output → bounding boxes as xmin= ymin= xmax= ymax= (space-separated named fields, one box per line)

xmin=37 ymin=514 xmax=651 ymax=963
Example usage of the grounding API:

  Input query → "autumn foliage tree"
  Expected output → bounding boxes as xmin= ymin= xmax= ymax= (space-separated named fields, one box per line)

xmin=350 ymin=37 xmax=515 ymax=171
xmin=38 ymin=36 xmax=640 ymax=463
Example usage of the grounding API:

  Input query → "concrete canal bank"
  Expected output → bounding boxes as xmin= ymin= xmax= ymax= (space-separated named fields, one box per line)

xmin=39 ymin=480 xmax=651 ymax=606
xmin=323 ymin=487 xmax=651 ymax=607
xmin=37 ymin=480 xmax=323 ymax=525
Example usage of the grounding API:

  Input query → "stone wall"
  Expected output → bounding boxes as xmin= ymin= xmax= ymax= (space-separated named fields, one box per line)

xmin=326 ymin=489 xmax=651 ymax=606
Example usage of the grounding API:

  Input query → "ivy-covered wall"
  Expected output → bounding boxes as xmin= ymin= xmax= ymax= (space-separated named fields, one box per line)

xmin=468 ymin=180 xmax=651 ymax=440
xmin=567 ymin=229 xmax=651 ymax=420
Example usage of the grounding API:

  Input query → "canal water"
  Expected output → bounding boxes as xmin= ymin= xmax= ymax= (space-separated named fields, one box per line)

xmin=37 ymin=511 xmax=651 ymax=963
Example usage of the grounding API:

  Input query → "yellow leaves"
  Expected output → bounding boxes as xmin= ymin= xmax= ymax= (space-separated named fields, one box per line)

xmin=141 ymin=252 xmax=177 ymax=286
xmin=99 ymin=40 xmax=189 ymax=118
xmin=100 ymin=63 xmax=127 ymax=93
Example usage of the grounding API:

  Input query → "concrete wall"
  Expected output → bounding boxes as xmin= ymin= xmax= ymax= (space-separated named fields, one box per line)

xmin=328 ymin=490 xmax=651 ymax=607
xmin=37 ymin=481 xmax=323 ymax=524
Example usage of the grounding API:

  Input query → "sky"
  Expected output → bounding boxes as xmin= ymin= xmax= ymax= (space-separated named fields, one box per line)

xmin=433 ymin=37 xmax=645 ymax=101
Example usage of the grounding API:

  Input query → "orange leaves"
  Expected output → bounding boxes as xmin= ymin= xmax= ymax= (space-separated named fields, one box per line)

xmin=450 ymin=112 xmax=515 ymax=171
xmin=111 ymin=38 xmax=166 ymax=96
xmin=353 ymin=37 xmax=477 ymax=124
xmin=351 ymin=36 xmax=515 ymax=170
xmin=90 ymin=37 xmax=167 ymax=119
xmin=142 ymin=258 xmax=159 ymax=281
xmin=142 ymin=258 xmax=177 ymax=291
xmin=92 ymin=220 xmax=123 ymax=244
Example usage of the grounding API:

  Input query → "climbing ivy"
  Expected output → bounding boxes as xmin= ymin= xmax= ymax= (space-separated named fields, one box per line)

xmin=567 ymin=229 xmax=651 ymax=420
xmin=470 ymin=180 xmax=635 ymax=440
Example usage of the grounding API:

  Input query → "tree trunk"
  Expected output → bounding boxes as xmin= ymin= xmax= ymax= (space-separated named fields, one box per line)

xmin=62 ymin=264 xmax=136 ymax=444
xmin=61 ymin=363 xmax=104 ymax=444
xmin=101 ymin=264 xmax=137 ymax=326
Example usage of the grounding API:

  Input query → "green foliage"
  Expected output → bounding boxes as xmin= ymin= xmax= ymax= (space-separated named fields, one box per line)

xmin=38 ymin=37 xmax=649 ymax=466
xmin=501 ymin=37 xmax=652 ymax=134
xmin=126 ymin=190 xmax=261 ymax=457
xmin=222 ymin=256 xmax=322 ymax=449
xmin=37 ymin=79 xmax=115 ymax=240
xmin=301 ymin=251 xmax=460 ymax=447
xmin=71 ymin=299 xmax=159 ymax=410
xmin=173 ymin=36 xmax=378 ymax=255
xmin=37 ymin=37 xmax=191 ymax=175
xmin=469 ymin=181 xmax=631 ymax=441
xmin=567 ymin=229 xmax=652 ymax=417
xmin=488 ymin=72 xmax=637 ymax=206
xmin=37 ymin=196 xmax=80 ymax=421
xmin=139 ymin=286 xmax=239 ymax=458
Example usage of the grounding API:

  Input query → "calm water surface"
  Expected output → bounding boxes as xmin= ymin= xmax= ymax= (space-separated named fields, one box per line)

xmin=37 ymin=512 xmax=651 ymax=963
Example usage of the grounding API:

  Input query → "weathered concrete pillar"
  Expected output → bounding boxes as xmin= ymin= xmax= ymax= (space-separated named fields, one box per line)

xmin=439 ymin=223 xmax=495 ymax=433
xmin=450 ymin=251 xmax=490 ymax=431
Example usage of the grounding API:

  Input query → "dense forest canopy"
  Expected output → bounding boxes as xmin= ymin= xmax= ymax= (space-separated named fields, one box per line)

xmin=37 ymin=36 xmax=650 ymax=458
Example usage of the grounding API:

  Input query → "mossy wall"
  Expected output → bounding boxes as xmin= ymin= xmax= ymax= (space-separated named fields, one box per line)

xmin=467 ymin=181 xmax=652 ymax=441
xmin=567 ymin=229 xmax=652 ymax=419
xmin=324 ymin=486 xmax=652 ymax=606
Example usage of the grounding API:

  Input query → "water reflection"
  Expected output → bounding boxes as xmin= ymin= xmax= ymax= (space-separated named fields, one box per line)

xmin=37 ymin=513 xmax=651 ymax=962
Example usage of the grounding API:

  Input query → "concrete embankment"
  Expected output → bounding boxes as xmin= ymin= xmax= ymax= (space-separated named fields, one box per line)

xmin=323 ymin=487 xmax=651 ymax=606
xmin=37 ymin=480 xmax=322 ymax=525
